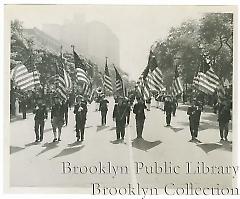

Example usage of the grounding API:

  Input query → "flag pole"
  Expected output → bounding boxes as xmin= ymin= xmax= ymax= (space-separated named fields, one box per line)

xmin=31 ymin=48 xmax=37 ymax=93
xmin=71 ymin=45 xmax=76 ymax=99
xmin=71 ymin=45 xmax=75 ymax=53
xmin=103 ymin=56 xmax=108 ymax=95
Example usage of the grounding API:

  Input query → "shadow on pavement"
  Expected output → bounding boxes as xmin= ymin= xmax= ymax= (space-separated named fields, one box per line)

xmin=198 ymin=121 xmax=219 ymax=131
xmin=85 ymin=126 xmax=93 ymax=129
xmin=201 ymin=114 xmax=217 ymax=122
xmin=50 ymin=145 xmax=85 ymax=159
xmin=25 ymin=141 xmax=41 ymax=147
xmin=36 ymin=142 xmax=59 ymax=156
xmin=177 ymin=121 xmax=218 ymax=131
xmin=96 ymin=125 xmax=109 ymax=132
xmin=188 ymin=139 xmax=202 ymax=143
xmin=44 ymin=127 xmax=53 ymax=133
xmin=110 ymin=139 xmax=120 ymax=144
xmin=68 ymin=141 xmax=83 ymax=147
xmin=10 ymin=146 xmax=25 ymax=154
xmin=170 ymin=127 xmax=184 ymax=133
xmin=131 ymin=138 xmax=161 ymax=152
xmin=110 ymin=139 xmax=127 ymax=145
xmin=221 ymin=141 xmax=232 ymax=152
xmin=196 ymin=143 xmax=223 ymax=153
xmin=109 ymin=127 xmax=116 ymax=131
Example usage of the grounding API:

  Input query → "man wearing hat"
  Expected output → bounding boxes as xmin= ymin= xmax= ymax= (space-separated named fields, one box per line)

xmin=113 ymin=96 xmax=128 ymax=141
xmin=218 ymin=98 xmax=231 ymax=141
xmin=99 ymin=95 xmax=109 ymax=126
xmin=51 ymin=97 xmax=65 ymax=142
xmin=125 ymin=97 xmax=132 ymax=125
xmin=172 ymin=96 xmax=178 ymax=116
xmin=62 ymin=98 xmax=70 ymax=126
xmin=133 ymin=97 xmax=147 ymax=138
xmin=164 ymin=96 xmax=173 ymax=126
xmin=74 ymin=95 xmax=88 ymax=141
xmin=33 ymin=98 xmax=48 ymax=142
xmin=187 ymin=98 xmax=202 ymax=141
xmin=95 ymin=88 xmax=102 ymax=111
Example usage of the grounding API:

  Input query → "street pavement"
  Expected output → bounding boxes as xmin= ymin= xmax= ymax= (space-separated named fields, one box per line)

xmin=9 ymin=98 xmax=233 ymax=191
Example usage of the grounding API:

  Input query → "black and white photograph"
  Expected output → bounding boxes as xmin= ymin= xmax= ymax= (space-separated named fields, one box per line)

xmin=4 ymin=4 xmax=237 ymax=195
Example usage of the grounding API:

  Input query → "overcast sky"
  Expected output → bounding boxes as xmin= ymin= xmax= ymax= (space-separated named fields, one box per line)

xmin=5 ymin=5 xmax=234 ymax=80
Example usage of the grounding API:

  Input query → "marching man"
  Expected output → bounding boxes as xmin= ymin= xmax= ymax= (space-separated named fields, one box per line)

xmin=113 ymin=96 xmax=128 ymax=141
xmin=51 ymin=96 xmax=65 ymax=142
xmin=33 ymin=98 xmax=48 ymax=142
xmin=74 ymin=96 xmax=88 ymax=142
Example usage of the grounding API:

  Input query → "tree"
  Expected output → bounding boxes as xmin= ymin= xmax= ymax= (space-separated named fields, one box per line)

xmin=199 ymin=13 xmax=233 ymax=79
xmin=148 ymin=13 xmax=233 ymax=89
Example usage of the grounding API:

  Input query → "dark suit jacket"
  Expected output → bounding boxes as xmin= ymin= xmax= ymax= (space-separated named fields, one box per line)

xmin=74 ymin=103 xmax=88 ymax=122
xmin=51 ymin=104 xmax=64 ymax=120
xmin=33 ymin=104 xmax=48 ymax=120
xmin=133 ymin=102 xmax=147 ymax=120
xmin=113 ymin=104 xmax=127 ymax=123
xmin=99 ymin=99 xmax=109 ymax=112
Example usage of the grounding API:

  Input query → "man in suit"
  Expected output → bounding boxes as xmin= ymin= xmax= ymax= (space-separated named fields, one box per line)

xmin=21 ymin=96 xmax=27 ymax=119
xmin=218 ymin=98 xmax=231 ymax=141
xmin=74 ymin=96 xmax=88 ymax=142
xmin=133 ymin=97 xmax=147 ymax=139
xmin=126 ymin=97 xmax=131 ymax=125
xmin=113 ymin=96 xmax=128 ymax=141
xmin=172 ymin=96 xmax=178 ymax=116
xmin=164 ymin=96 xmax=173 ymax=126
xmin=187 ymin=99 xmax=203 ymax=141
xmin=62 ymin=99 xmax=69 ymax=126
xmin=33 ymin=98 xmax=48 ymax=142
xmin=99 ymin=95 xmax=109 ymax=126
xmin=51 ymin=97 xmax=65 ymax=142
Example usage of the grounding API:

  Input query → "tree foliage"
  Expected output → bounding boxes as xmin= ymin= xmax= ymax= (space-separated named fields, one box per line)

xmin=152 ymin=13 xmax=233 ymax=88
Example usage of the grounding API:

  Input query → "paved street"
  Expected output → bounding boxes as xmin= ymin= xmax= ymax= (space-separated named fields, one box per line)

xmin=10 ymin=98 xmax=233 ymax=191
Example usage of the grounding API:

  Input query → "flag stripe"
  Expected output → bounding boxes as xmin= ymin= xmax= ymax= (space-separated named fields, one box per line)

xmin=76 ymin=68 xmax=89 ymax=84
xmin=197 ymin=69 xmax=219 ymax=94
xmin=64 ymin=69 xmax=72 ymax=89
xmin=172 ymin=77 xmax=183 ymax=96
xmin=11 ymin=64 xmax=40 ymax=91
xmin=114 ymin=67 xmax=124 ymax=95
xmin=147 ymin=67 xmax=164 ymax=91
xmin=104 ymin=63 xmax=113 ymax=92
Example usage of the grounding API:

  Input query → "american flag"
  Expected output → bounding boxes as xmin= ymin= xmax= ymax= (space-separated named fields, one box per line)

xmin=114 ymin=66 xmax=124 ymax=96
xmin=73 ymin=50 xmax=90 ymax=85
xmin=142 ymin=50 xmax=158 ymax=79
xmin=136 ymin=76 xmax=151 ymax=100
xmin=55 ymin=59 xmax=67 ymax=100
xmin=142 ymin=80 xmax=151 ymax=100
xmin=147 ymin=67 xmax=164 ymax=91
xmin=11 ymin=64 xmax=40 ymax=91
xmin=217 ymin=79 xmax=225 ymax=103
xmin=104 ymin=59 xmax=113 ymax=92
xmin=193 ymin=70 xmax=200 ymax=88
xmin=60 ymin=51 xmax=72 ymax=91
xmin=63 ymin=69 xmax=72 ymax=90
xmin=172 ymin=66 xmax=183 ymax=96
xmin=196 ymin=59 xmax=219 ymax=94
xmin=82 ymin=81 xmax=93 ymax=97
xmin=142 ymin=51 xmax=165 ymax=91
